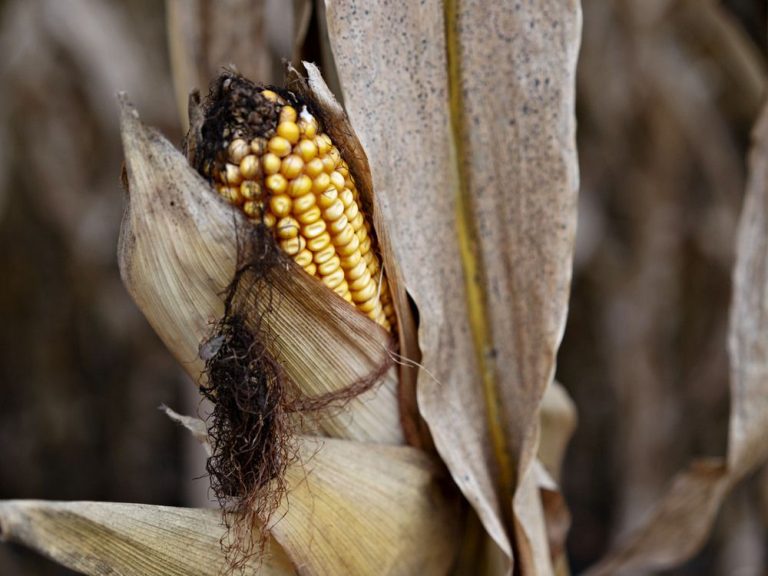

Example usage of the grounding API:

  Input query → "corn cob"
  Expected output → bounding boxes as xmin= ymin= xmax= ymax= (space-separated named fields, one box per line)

xmin=200 ymin=79 xmax=395 ymax=332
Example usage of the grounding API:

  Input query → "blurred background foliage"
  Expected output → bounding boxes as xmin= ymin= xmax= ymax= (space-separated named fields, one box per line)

xmin=0 ymin=0 xmax=765 ymax=574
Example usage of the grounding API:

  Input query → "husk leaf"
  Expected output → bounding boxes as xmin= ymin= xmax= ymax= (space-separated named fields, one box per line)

xmin=0 ymin=501 xmax=294 ymax=576
xmin=324 ymin=1 xmax=581 ymax=572
xmin=0 ymin=434 xmax=459 ymax=576
xmin=118 ymin=94 xmax=401 ymax=444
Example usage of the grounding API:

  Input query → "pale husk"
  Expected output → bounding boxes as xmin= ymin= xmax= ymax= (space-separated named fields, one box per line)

xmin=0 ymin=436 xmax=459 ymax=576
xmin=0 ymin=500 xmax=294 ymax=576
xmin=118 ymin=95 xmax=402 ymax=444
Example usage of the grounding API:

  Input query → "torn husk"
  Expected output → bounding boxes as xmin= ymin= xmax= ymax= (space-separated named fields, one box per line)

xmin=118 ymin=94 xmax=402 ymax=445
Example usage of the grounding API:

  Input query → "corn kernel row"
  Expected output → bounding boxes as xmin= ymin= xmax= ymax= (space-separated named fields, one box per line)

xmin=211 ymin=90 xmax=394 ymax=331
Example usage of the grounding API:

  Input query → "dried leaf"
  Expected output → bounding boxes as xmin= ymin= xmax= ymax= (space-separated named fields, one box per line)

xmin=324 ymin=1 xmax=581 ymax=572
xmin=0 ymin=501 xmax=294 ymax=575
xmin=118 ymin=95 xmax=402 ymax=444
xmin=587 ymin=95 xmax=768 ymax=575
xmin=0 ymin=434 xmax=460 ymax=576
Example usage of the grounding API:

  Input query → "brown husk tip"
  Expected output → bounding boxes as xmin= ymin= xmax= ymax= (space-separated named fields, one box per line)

xmin=188 ymin=72 xmax=396 ymax=572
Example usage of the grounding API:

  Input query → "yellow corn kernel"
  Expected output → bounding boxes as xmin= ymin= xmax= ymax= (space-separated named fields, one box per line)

xmin=207 ymin=85 xmax=396 ymax=330
xmin=277 ymin=121 xmax=300 ymax=144
xmin=268 ymin=136 xmax=292 ymax=158
xmin=281 ymin=155 xmax=304 ymax=179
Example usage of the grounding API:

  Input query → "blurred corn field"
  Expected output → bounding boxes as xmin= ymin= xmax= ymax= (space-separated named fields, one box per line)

xmin=1 ymin=0 xmax=767 ymax=575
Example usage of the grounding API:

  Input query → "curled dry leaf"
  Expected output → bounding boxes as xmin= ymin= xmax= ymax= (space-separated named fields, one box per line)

xmin=0 ymin=435 xmax=459 ymax=576
xmin=325 ymin=0 xmax=581 ymax=572
xmin=118 ymin=94 xmax=402 ymax=444
xmin=0 ymin=501 xmax=295 ymax=576
xmin=586 ymin=97 xmax=768 ymax=575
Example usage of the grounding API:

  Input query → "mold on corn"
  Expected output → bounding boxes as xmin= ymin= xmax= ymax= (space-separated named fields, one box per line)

xmin=197 ymin=75 xmax=395 ymax=331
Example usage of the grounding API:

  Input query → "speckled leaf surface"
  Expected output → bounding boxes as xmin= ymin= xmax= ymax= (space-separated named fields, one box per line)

xmin=325 ymin=1 xmax=581 ymax=573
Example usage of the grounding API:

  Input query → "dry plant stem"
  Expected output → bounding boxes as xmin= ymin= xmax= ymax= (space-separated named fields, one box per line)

xmin=166 ymin=0 xmax=273 ymax=129
xmin=325 ymin=1 xmax=581 ymax=573
xmin=586 ymin=94 xmax=768 ymax=576
xmin=118 ymin=95 xmax=402 ymax=444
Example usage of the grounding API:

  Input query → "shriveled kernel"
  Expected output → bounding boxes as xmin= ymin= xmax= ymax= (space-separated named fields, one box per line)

xmin=240 ymin=181 xmax=260 ymax=200
xmin=262 ymin=153 xmax=281 ymax=175
xmin=277 ymin=121 xmax=300 ymax=144
xmin=279 ymin=105 xmax=298 ymax=123
xmin=224 ymin=163 xmax=242 ymax=185
xmin=240 ymin=155 xmax=260 ymax=179
xmin=268 ymin=136 xmax=292 ymax=157
xmin=280 ymin=154 xmax=304 ymax=179
xmin=297 ymin=206 xmax=322 ymax=225
xmin=312 ymin=173 xmax=331 ymax=194
xmin=243 ymin=200 xmax=262 ymax=218
xmin=228 ymin=139 xmax=250 ymax=163
xmin=218 ymin=185 xmax=242 ymax=204
xmin=266 ymin=173 xmax=288 ymax=194
xmin=305 ymin=158 xmax=324 ymax=178
xmin=250 ymin=137 xmax=267 ymax=155
xmin=288 ymin=174 xmax=313 ymax=198
xmin=269 ymin=194 xmax=292 ymax=217
xmin=276 ymin=217 xmax=300 ymax=239
xmin=297 ymin=139 xmax=318 ymax=162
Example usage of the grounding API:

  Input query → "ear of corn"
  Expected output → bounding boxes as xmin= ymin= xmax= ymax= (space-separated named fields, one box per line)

xmin=203 ymin=81 xmax=395 ymax=332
